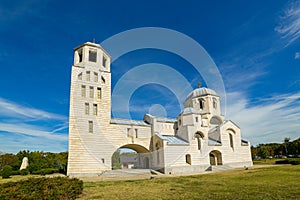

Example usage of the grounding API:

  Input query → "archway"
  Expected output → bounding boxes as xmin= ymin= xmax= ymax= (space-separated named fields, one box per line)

xmin=209 ymin=150 xmax=222 ymax=166
xmin=111 ymin=144 xmax=150 ymax=170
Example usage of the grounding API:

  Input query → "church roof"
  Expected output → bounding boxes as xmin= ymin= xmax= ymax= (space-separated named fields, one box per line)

xmin=155 ymin=133 xmax=189 ymax=145
xmin=110 ymin=118 xmax=150 ymax=126
xmin=185 ymin=87 xmax=218 ymax=102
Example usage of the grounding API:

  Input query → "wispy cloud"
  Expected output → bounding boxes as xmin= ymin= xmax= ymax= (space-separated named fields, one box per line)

xmin=0 ymin=97 xmax=67 ymax=121
xmin=275 ymin=0 xmax=300 ymax=47
xmin=226 ymin=91 xmax=300 ymax=145
xmin=295 ymin=52 xmax=300 ymax=59
xmin=0 ymin=97 xmax=68 ymax=153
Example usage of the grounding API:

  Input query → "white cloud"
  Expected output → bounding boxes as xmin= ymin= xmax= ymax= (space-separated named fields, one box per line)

xmin=226 ymin=91 xmax=300 ymax=145
xmin=0 ymin=123 xmax=67 ymax=141
xmin=275 ymin=0 xmax=300 ymax=47
xmin=0 ymin=97 xmax=68 ymax=153
xmin=295 ymin=52 xmax=300 ymax=59
xmin=0 ymin=97 xmax=67 ymax=121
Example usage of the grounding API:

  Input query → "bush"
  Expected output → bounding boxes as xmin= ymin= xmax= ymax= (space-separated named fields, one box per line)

xmin=275 ymin=158 xmax=300 ymax=165
xmin=31 ymin=168 xmax=60 ymax=175
xmin=0 ymin=177 xmax=83 ymax=200
xmin=20 ymin=169 xmax=29 ymax=176
xmin=1 ymin=165 xmax=13 ymax=179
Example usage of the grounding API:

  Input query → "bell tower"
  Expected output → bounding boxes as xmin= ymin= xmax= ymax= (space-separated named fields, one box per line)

xmin=68 ymin=42 xmax=112 ymax=176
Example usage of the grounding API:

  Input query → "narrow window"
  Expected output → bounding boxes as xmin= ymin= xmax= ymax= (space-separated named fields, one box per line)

xmin=93 ymin=104 xmax=97 ymax=116
xmin=85 ymin=103 xmax=89 ymax=115
xmin=89 ymin=86 xmax=94 ymax=98
xmin=101 ymin=76 xmax=105 ymax=84
xmin=81 ymin=85 xmax=86 ymax=97
xmin=89 ymin=50 xmax=97 ymax=62
xmin=97 ymin=87 xmax=102 ymax=99
xmin=229 ymin=133 xmax=234 ymax=149
xmin=195 ymin=117 xmax=198 ymax=122
xmin=155 ymin=143 xmax=160 ymax=164
xmin=199 ymin=99 xmax=204 ymax=109
xmin=94 ymin=72 xmax=98 ymax=82
xmin=88 ymin=121 xmax=93 ymax=133
xmin=213 ymin=98 xmax=217 ymax=109
xmin=179 ymin=119 xmax=181 ymax=126
xmin=78 ymin=51 xmax=83 ymax=62
xmin=78 ymin=73 xmax=82 ymax=80
xmin=86 ymin=71 xmax=90 ymax=81
xmin=102 ymin=56 xmax=107 ymax=67
xmin=101 ymin=158 xmax=105 ymax=164
xmin=127 ymin=128 xmax=130 ymax=137
xmin=135 ymin=129 xmax=138 ymax=138
xmin=186 ymin=154 xmax=191 ymax=165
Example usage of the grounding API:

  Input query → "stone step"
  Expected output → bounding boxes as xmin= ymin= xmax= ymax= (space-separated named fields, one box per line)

xmin=211 ymin=165 xmax=233 ymax=172
xmin=100 ymin=169 xmax=151 ymax=177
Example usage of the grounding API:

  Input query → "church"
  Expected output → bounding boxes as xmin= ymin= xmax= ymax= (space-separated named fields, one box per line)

xmin=67 ymin=42 xmax=253 ymax=176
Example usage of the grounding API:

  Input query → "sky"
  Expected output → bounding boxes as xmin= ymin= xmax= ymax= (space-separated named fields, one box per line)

xmin=0 ymin=0 xmax=300 ymax=153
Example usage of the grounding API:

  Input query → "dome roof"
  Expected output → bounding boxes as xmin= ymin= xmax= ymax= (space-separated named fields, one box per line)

xmin=185 ymin=87 xmax=218 ymax=102
xmin=180 ymin=107 xmax=200 ymax=115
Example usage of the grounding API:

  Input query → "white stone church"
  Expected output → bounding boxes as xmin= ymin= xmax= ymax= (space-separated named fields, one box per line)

xmin=67 ymin=42 xmax=253 ymax=176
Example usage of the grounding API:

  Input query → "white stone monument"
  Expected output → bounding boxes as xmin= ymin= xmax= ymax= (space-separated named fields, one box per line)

xmin=20 ymin=157 xmax=29 ymax=170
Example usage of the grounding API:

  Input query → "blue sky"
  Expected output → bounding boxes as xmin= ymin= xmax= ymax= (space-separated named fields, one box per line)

xmin=0 ymin=0 xmax=300 ymax=153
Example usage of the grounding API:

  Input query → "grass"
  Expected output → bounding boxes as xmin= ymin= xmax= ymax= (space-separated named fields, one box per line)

xmin=253 ymin=158 xmax=300 ymax=165
xmin=78 ymin=165 xmax=300 ymax=200
xmin=0 ymin=174 xmax=39 ymax=184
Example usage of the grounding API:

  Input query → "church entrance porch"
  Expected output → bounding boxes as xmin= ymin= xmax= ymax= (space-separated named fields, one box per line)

xmin=111 ymin=144 xmax=150 ymax=170
xmin=209 ymin=150 xmax=223 ymax=166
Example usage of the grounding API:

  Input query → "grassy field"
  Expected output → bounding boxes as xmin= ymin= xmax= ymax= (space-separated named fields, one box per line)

xmin=1 ymin=165 xmax=299 ymax=199
xmin=78 ymin=165 xmax=300 ymax=200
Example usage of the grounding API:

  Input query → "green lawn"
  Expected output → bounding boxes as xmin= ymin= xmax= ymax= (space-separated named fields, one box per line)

xmin=78 ymin=165 xmax=300 ymax=200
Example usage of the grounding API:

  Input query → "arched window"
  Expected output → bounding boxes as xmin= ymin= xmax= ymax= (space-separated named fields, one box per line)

xmin=195 ymin=132 xmax=204 ymax=150
xmin=229 ymin=133 xmax=234 ymax=149
xmin=185 ymin=154 xmax=191 ymax=165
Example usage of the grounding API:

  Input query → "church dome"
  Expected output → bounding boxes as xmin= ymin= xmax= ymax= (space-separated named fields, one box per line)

xmin=185 ymin=87 xmax=218 ymax=102
xmin=180 ymin=107 xmax=200 ymax=115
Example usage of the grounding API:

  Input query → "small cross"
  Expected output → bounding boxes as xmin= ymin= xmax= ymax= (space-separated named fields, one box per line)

xmin=197 ymin=82 xmax=201 ymax=88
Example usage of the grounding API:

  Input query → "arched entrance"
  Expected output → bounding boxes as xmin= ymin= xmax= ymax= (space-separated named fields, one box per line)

xmin=209 ymin=150 xmax=222 ymax=165
xmin=111 ymin=144 xmax=150 ymax=170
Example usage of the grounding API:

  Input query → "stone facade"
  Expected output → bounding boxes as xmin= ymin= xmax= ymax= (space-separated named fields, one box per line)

xmin=67 ymin=42 xmax=253 ymax=176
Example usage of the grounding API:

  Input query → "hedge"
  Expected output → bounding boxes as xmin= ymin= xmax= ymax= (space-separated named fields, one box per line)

xmin=0 ymin=177 xmax=83 ymax=200
xmin=275 ymin=158 xmax=300 ymax=165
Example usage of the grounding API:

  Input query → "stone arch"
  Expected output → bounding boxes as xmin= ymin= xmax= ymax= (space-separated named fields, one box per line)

xmin=209 ymin=150 xmax=222 ymax=166
xmin=111 ymin=144 xmax=150 ymax=170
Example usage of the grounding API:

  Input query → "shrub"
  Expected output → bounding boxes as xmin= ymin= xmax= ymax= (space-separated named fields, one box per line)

xmin=20 ymin=169 xmax=29 ymax=176
xmin=0 ymin=177 xmax=83 ymax=200
xmin=1 ymin=165 xmax=13 ymax=179
xmin=275 ymin=158 xmax=300 ymax=165
xmin=31 ymin=168 xmax=60 ymax=175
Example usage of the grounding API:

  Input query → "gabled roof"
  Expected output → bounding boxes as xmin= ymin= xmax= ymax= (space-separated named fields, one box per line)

xmin=155 ymin=133 xmax=189 ymax=145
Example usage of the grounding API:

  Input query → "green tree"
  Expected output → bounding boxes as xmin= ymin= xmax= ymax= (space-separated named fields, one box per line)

xmin=1 ymin=165 xmax=13 ymax=178
xmin=112 ymin=149 xmax=122 ymax=169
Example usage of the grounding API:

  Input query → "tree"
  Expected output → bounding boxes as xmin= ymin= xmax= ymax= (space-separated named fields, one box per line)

xmin=284 ymin=137 xmax=290 ymax=156
xmin=1 ymin=165 xmax=12 ymax=178
xmin=112 ymin=149 xmax=122 ymax=169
